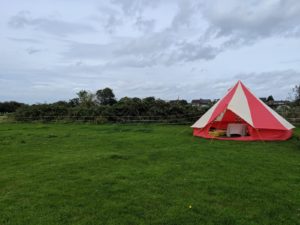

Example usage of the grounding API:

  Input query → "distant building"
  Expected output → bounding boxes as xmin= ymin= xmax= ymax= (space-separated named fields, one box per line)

xmin=260 ymin=97 xmax=291 ymax=109
xmin=273 ymin=100 xmax=290 ymax=106
xmin=191 ymin=99 xmax=212 ymax=108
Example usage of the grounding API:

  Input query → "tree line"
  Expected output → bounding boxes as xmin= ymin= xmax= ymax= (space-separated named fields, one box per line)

xmin=1 ymin=84 xmax=299 ymax=123
xmin=0 ymin=101 xmax=25 ymax=113
xmin=7 ymin=88 xmax=204 ymax=123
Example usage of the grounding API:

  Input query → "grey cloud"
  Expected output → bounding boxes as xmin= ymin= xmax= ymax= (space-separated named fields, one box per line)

xmin=8 ymin=11 xmax=31 ymax=28
xmin=104 ymin=14 xmax=123 ymax=33
xmin=202 ymin=0 xmax=300 ymax=40
xmin=106 ymin=57 xmax=152 ymax=68
xmin=61 ymin=0 xmax=223 ymax=67
xmin=279 ymin=59 xmax=300 ymax=64
xmin=169 ymin=42 xmax=220 ymax=63
xmin=62 ymin=31 xmax=171 ymax=60
xmin=8 ymin=37 xmax=41 ymax=44
xmin=62 ymin=41 xmax=120 ymax=59
xmin=2 ymin=0 xmax=300 ymax=104
xmin=135 ymin=16 xmax=155 ymax=33
xmin=171 ymin=0 xmax=199 ymax=30
xmin=63 ymin=30 xmax=220 ymax=68
xmin=90 ymin=5 xmax=124 ymax=33
xmin=113 ymin=78 xmax=231 ymax=101
xmin=234 ymin=70 xmax=300 ymax=99
xmin=111 ymin=0 xmax=198 ymax=30
xmin=0 ymin=70 xmax=92 ymax=103
xmin=9 ymin=11 xmax=96 ymax=36
xmin=26 ymin=47 xmax=43 ymax=55
xmin=16 ymin=0 xmax=296 ymax=72
xmin=115 ymin=31 xmax=172 ymax=56
xmin=234 ymin=70 xmax=299 ymax=84
xmin=122 ymin=81 xmax=170 ymax=93
xmin=182 ymin=70 xmax=300 ymax=101
xmin=1 ymin=64 xmax=298 ymax=103
xmin=110 ymin=0 xmax=159 ymax=15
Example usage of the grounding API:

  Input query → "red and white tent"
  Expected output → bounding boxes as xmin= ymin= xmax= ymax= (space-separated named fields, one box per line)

xmin=192 ymin=81 xmax=294 ymax=141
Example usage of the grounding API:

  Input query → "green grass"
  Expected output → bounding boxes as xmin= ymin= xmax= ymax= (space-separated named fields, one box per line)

xmin=0 ymin=123 xmax=300 ymax=225
xmin=0 ymin=115 xmax=8 ymax=123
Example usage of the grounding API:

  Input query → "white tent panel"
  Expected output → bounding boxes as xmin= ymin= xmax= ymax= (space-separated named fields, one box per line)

xmin=227 ymin=83 xmax=254 ymax=126
xmin=191 ymin=100 xmax=220 ymax=128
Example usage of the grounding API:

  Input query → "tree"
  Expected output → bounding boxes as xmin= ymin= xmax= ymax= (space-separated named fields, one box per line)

xmin=115 ymin=97 xmax=144 ymax=117
xmin=171 ymin=99 xmax=188 ymax=106
xmin=0 ymin=101 xmax=25 ymax=113
xmin=68 ymin=98 xmax=80 ymax=107
xmin=52 ymin=101 xmax=69 ymax=107
xmin=96 ymin=88 xmax=117 ymax=105
xmin=293 ymin=84 xmax=300 ymax=104
xmin=77 ymin=90 xmax=94 ymax=107
xmin=267 ymin=95 xmax=274 ymax=102
xmin=143 ymin=97 xmax=155 ymax=104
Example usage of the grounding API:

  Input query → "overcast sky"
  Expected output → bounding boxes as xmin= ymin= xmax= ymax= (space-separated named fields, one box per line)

xmin=1 ymin=0 xmax=300 ymax=103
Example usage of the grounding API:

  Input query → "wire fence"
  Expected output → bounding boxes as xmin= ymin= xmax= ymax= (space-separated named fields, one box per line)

xmin=0 ymin=114 xmax=202 ymax=125
xmin=1 ymin=114 xmax=300 ymax=126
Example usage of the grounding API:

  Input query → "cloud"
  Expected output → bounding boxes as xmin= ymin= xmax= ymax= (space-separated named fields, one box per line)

xmin=110 ymin=0 xmax=159 ymax=15
xmin=0 ymin=70 xmax=92 ymax=103
xmin=114 ymin=30 xmax=172 ymax=56
xmin=234 ymin=69 xmax=300 ymax=99
xmin=8 ymin=37 xmax=41 ymax=44
xmin=103 ymin=14 xmax=123 ymax=33
xmin=26 ymin=47 xmax=43 ymax=55
xmin=86 ymin=5 xmax=125 ymax=34
xmin=168 ymin=41 xmax=220 ymax=63
xmin=2 ymin=0 xmax=300 ymax=103
xmin=202 ymin=0 xmax=300 ymax=41
xmin=58 ymin=0 xmax=222 ymax=67
xmin=134 ymin=16 xmax=155 ymax=32
xmin=171 ymin=0 xmax=200 ymax=30
xmin=62 ymin=41 xmax=119 ymax=59
xmin=279 ymin=59 xmax=300 ymax=64
xmin=63 ymin=36 xmax=220 ymax=68
xmin=8 ymin=11 xmax=96 ymax=36
xmin=95 ymin=4 xmax=155 ymax=34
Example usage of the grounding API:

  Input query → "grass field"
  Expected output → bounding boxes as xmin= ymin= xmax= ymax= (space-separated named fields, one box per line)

xmin=0 ymin=123 xmax=300 ymax=225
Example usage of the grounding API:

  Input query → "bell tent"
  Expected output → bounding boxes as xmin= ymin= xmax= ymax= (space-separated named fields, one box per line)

xmin=191 ymin=81 xmax=294 ymax=141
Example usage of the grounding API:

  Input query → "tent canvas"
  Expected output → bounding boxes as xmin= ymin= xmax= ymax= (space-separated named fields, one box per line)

xmin=191 ymin=81 xmax=294 ymax=141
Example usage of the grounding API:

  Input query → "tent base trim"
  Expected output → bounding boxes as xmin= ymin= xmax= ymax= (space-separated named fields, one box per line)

xmin=193 ymin=128 xmax=293 ymax=141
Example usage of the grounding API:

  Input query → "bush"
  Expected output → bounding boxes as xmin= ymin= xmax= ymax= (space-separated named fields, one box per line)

xmin=0 ymin=101 xmax=26 ymax=113
xmin=13 ymin=98 xmax=205 ymax=124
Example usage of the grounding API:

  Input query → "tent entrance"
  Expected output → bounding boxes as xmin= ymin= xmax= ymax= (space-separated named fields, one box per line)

xmin=208 ymin=109 xmax=251 ymax=138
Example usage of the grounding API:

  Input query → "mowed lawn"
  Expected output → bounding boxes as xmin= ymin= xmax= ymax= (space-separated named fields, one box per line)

xmin=0 ymin=123 xmax=300 ymax=225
